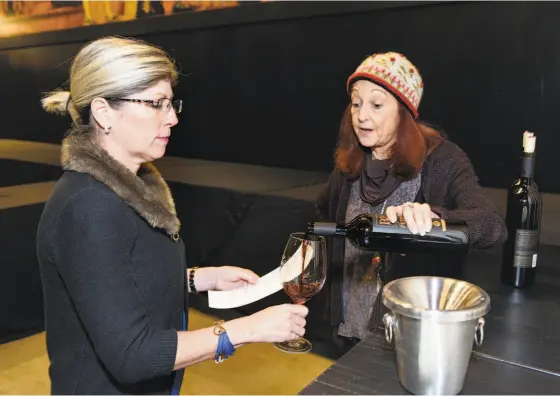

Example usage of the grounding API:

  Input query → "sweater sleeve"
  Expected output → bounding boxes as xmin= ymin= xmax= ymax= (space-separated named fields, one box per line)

xmin=429 ymin=143 xmax=508 ymax=250
xmin=51 ymin=187 xmax=178 ymax=385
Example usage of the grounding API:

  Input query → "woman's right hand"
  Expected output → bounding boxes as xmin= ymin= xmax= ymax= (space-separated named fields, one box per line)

xmin=229 ymin=304 xmax=308 ymax=344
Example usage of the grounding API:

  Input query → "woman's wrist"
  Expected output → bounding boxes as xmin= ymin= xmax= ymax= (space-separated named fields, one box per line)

xmin=222 ymin=317 xmax=252 ymax=346
xmin=188 ymin=267 xmax=199 ymax=294
xmin=187 ymin=266 xmax=217 ymax=293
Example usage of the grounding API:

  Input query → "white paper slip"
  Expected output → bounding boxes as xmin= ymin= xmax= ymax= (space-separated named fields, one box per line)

xmin=208 ymin=243 xmax=315 ymax=309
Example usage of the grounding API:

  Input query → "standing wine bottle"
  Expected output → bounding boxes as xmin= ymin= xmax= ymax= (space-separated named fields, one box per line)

xmin=307 ymin=213 xmax=469 ymax=254
xmin=500 ymin=132 xmax=543 ymax=288
xmin=523 ymin=131 xmax=539 ymax=192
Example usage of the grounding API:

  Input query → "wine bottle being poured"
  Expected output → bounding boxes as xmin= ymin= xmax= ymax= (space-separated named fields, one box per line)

xmin=307 ymin=213 xmax=469 ymax=255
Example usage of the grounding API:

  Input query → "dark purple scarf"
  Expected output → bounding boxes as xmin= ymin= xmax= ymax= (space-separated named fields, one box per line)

xmin=359 ymin=153 xmax=402 ymax=206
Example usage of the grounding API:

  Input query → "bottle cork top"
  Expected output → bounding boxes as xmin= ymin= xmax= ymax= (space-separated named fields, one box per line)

xmin=524 ymin=132 xmax=536 ymax=154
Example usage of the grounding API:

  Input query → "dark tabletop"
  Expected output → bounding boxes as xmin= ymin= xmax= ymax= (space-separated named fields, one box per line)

xmin=461 ymin=244 xmax=560 ymax=373
xmin=300 ymin=244 xmax=560 ymax=395
xmin=300 ymin=332 xmax=560 ymax=395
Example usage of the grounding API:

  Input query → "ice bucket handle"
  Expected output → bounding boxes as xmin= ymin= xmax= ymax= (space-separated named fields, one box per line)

xmin=382 ymin=312 xmax=394 ymax=344
xmin=382 ymin=313 xmax=485 ymax=346
xmin=474 ymin=317 xmax=485 ymax=347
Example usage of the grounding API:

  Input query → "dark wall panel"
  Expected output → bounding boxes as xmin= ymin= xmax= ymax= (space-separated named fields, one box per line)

xmin=0 ymin=1 xmax=556 ymax=192
xmin=0 ymin=204 xmax=46 ymax=343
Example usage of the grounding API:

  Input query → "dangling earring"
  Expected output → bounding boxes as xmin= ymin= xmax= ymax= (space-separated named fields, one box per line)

xmin=104 ymin=126 xmax=111 ymax=135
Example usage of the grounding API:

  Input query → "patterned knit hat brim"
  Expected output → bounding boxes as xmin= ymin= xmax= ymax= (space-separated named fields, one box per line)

xmin=347 ymin=73 xmax=419 ymax=119
xmin=346 ymin=52 xmax=423 ymax=119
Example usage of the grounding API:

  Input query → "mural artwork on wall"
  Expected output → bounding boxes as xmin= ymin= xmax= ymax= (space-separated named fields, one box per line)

xmin=0 ymin=1 xmax=260 ymax=39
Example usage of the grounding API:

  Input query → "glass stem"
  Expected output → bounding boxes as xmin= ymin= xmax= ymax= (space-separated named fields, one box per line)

xmin=287 ymin=337 xmax=303 ymax=348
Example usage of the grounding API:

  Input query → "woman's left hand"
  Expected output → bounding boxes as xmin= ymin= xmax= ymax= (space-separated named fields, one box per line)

xmin=210 ymin=266 xmax=260 ymax=291
xmin=385 ymin=202 xmax=440 ymax=236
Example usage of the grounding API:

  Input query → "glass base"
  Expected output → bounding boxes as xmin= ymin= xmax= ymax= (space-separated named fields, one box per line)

xmin=273 ymin=337 xmax=312 ymax=354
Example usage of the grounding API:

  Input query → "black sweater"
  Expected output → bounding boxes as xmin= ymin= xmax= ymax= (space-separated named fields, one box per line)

xmin=37 ymin=171 xmax=187 ymax=394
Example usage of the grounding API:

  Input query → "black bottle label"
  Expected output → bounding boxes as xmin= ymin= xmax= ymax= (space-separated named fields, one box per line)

xmin=513 ymin=229 xmax=539 ymax=268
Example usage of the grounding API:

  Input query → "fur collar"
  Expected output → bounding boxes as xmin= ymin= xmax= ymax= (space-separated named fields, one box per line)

xmin=61 ymin=133 xmax=181 ymax=240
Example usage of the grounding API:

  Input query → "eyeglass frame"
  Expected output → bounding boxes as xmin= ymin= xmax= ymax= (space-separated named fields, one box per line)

xmin=104 ymin=97 xmax=182 ymax=114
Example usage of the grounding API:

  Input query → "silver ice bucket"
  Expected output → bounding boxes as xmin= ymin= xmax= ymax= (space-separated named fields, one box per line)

xmin=382 ymin=276 xmax=490 ymax=395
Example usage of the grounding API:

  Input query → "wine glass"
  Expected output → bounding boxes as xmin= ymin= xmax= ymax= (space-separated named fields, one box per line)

xmin=273 ymin=232 xmax=327 ymax=354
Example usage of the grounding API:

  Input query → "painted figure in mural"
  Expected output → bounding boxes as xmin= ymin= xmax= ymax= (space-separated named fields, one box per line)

xmin=80 ymin=1 xmax=239 ymax=25
xmin=0 ymin=0 xmax=251 ymax=37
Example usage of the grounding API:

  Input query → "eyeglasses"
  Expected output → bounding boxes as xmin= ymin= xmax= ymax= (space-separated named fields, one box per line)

xmin=105 ymin=97 xmax=182 ymax=114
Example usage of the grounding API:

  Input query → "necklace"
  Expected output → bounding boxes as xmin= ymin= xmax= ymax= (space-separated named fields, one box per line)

xmin=380 ymin=199 xmax=387 ymax=215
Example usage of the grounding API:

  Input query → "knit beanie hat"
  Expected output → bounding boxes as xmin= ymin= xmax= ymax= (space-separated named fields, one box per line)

xmin=346 ymin=52 xmax=423 ymax=119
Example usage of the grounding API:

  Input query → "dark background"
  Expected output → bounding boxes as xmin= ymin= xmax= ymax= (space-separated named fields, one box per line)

xmin=0 ymin=1 xmax=555 ymax=191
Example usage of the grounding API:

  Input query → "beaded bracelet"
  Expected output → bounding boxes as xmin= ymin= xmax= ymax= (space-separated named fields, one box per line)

xmin=189 ymin=267 xmax=199 ymax=294
xmin=213 ymin=320 xmax=236 ymax=363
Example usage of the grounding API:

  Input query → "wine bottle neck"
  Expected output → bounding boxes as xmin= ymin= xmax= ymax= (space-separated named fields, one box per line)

xmin=334 ymin=227 xmax=347 ymax=236
xmin=308 ymin=221 xmax=348 ymax=237
xmin=521 ymin=154 xmax=535 ymax=179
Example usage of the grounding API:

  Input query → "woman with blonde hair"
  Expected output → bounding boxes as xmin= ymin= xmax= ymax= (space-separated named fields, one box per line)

xmin=37 ymin=36 xmax=308 ymax=395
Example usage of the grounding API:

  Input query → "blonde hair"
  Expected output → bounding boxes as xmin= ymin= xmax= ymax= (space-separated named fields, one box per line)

xmin=41 ymin=36 xmax=178 ymax=127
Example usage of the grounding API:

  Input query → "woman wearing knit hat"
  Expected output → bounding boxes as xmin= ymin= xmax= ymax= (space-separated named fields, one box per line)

xmin=314 ymin=52 xmax=507 ymax=346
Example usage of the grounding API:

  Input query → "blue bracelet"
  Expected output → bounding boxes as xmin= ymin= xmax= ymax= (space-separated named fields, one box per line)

xmin=213 ymin=320 xmax=235 ymax=363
